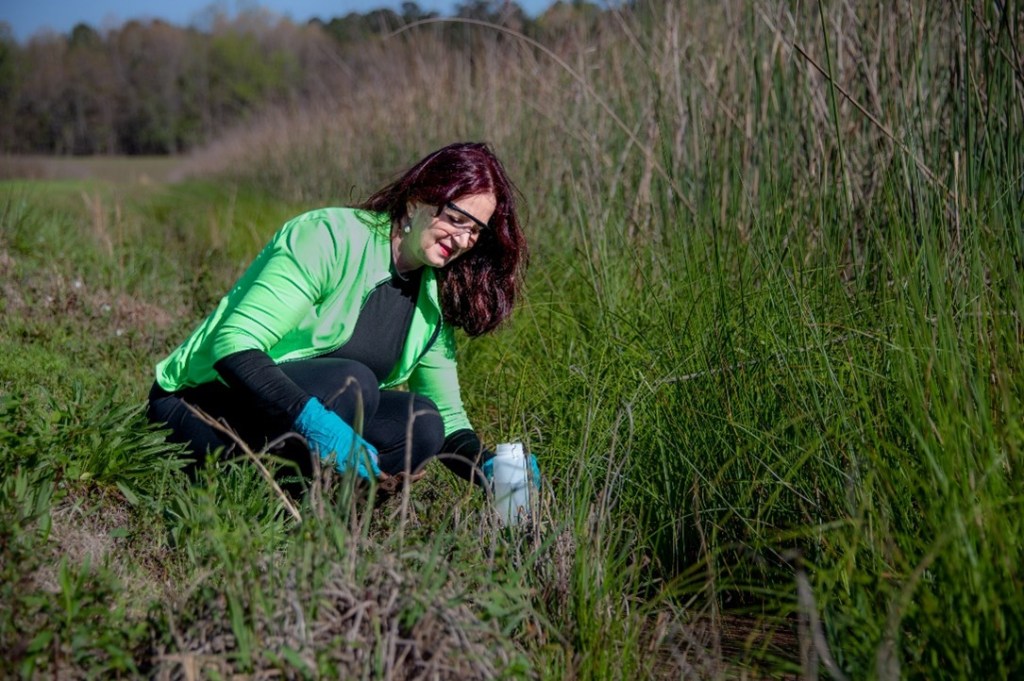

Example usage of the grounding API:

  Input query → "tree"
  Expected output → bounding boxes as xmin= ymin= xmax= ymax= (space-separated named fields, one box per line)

xmin=64 ymin=23 xmax=116 ymax=153
xmin=448 ymin=1 xmax=533 ymax=49
xmin=455 ymin=0 xmax=529 ymax=29
xmin=400 ymin=2 xmax=438 ymax=24
xmin=318 ymin=10 xmax=403 ymax=47
xmin=16 ymin=33 xmax=68 ymax=152
xmin=0 ymin=23 xmax=20 ymax=150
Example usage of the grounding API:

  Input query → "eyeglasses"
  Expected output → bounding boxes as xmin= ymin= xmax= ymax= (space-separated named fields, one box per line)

xmin=439 ymin=201 xmax=489 ymax=236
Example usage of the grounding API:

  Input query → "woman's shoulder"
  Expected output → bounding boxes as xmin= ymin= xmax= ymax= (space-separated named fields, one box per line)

xmin=266 ymin=207 xmax=391 ymax=280
xmin=278 ymin=207 xmax=390 ymax=247
xmin=286 ymin=207 xmax=388 ymax=232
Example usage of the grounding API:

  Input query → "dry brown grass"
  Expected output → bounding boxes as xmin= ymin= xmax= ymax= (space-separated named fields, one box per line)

xmin=153 ymin=549 xmax=521 ymax=680
xmin=176 ymin=0 xmax=974 ymax=267
xmin=0 ymin=155 xmax=189 ymax=183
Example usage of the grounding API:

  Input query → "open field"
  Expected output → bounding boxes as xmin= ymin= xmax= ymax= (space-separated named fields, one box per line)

xmin=1 ymin=1 xmax=1022 ymax=678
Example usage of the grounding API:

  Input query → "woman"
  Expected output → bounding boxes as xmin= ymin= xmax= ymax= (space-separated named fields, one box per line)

xmin=148 ymin=142 xmax=538 ymax=489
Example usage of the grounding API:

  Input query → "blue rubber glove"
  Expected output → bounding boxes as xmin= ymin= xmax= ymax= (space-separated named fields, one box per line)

xmin=293 ymin=397 xmax=381 ymax=480
xmin=526 ymin=454 xmax=542 ymax=491
xmin=482 ymin=453 xmax=542 ymax=491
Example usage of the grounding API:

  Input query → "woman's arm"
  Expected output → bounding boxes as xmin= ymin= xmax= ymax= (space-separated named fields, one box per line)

xmin=200 ymin=216 xmax=344 ymax=425
xmin=214 ymin=349 xmax=310 ymax=426
xmin=441 ymin=428 xmax=493 ymax=487
xmin=210 ymin=215 xmax=341 ymax=361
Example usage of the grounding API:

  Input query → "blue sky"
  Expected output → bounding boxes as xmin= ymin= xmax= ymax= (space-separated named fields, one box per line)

xmin=2 ymin=0 xmax=556 ymax=42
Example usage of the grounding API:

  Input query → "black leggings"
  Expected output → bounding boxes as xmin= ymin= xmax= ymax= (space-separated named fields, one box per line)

xmin=147 ymin=358 xmax=445 ymax=477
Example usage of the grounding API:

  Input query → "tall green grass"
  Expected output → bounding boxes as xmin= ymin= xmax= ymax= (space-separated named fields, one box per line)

xmin=2 ymin=0 xmax=1022 ymax=678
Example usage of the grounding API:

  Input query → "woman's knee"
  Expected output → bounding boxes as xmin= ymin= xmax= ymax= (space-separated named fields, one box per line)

xmin=372 ymin=393 xmax=445 ymax=475
xmin=146 ymin=384 xmax=228 ymax=459
xmin=326 ymin=362 xmax=380 ymax=417
xmin=283 ymin=359 xmax=381 ymax=420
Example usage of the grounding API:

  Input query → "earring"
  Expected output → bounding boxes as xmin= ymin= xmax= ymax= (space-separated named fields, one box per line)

xmin=402 ymin=222 xmax=412 ymax=234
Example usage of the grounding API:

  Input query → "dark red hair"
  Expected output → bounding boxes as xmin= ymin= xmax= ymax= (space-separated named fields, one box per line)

xmin=359 ymin=142 xmax=527 ymax=336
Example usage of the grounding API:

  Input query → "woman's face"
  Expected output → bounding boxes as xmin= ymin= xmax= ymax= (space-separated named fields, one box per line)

xmin=395 ymin=191 xmax=497 ymax=273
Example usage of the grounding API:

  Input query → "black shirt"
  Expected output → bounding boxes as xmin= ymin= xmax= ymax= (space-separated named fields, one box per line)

xmin=327 ymin=267 xmax=422 ymax=382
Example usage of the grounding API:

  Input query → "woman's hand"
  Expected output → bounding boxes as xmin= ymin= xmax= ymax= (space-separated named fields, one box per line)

xmin=526 ymin=454 xmax=542 ymax=490
xmin=293 ymin=397 xmax=382 ymax=480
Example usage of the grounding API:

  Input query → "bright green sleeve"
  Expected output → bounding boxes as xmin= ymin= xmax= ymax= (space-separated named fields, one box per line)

xmin=210 ymin=213 xmax=345 ymax=360
xmin=406 ymin=325 xmax=473 ymax=437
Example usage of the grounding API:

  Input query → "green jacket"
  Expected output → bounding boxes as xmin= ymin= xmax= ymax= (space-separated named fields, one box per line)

xmin=155 ymin=207 xmax=472 ymax=436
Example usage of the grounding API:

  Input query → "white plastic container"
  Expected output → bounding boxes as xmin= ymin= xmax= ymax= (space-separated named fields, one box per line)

xmin=491 ymin=442 xmax=531 ymax=526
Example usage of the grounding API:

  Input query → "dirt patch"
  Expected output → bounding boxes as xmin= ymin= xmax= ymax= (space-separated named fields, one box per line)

xmin=31 ymin=486 xmax=133 ymax=593
xmin=1 ymin=252 xmax=181 ymax=333
xmin=0 ymin=249 xmax=14 ymax=277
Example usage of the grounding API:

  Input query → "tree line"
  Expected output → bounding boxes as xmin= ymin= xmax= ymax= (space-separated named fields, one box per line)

xmin=0 ymin=1 xmax=606 ymax=155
